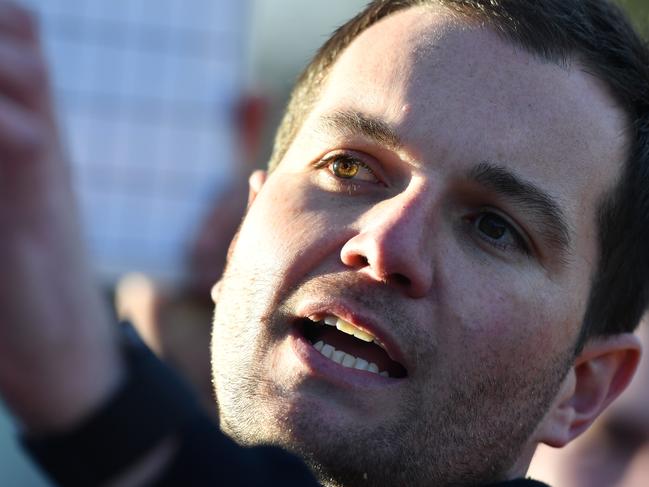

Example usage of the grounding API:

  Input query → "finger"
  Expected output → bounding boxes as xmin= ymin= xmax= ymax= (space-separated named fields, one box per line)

xmin=0 ymin=38 xmax=51 ymax=110
xmin=0 ymin=1 xmax=40 ymax=43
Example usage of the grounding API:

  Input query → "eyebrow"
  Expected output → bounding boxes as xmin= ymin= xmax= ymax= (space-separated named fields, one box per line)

xmin=318 ymin=110 xmax=403 ymax=151
xmin=469 ymin=162 xmax=572 ymax=256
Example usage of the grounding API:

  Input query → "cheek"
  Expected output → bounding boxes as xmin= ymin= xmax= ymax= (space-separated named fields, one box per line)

xmin=233 ymin=174 xmax=352 ymax=277
xmin=434 ymin=245 xmax=581 ymax=373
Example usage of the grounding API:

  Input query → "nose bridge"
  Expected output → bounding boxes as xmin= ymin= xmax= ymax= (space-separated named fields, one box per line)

xmin=340 ymin=180 xmax=435 ymax=297
xmin=367 ymin=184 xmax=429 ymax=245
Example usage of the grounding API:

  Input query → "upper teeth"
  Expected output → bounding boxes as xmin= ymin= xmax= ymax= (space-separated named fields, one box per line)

xmin=322 ymin=315 xmax=375 ymax=343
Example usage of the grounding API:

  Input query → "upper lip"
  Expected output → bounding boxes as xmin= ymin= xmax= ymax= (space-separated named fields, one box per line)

xmin=296 ymin=299 xmax=410 ymax=374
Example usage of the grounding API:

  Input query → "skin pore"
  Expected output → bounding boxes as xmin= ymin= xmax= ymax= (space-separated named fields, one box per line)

xmin=210 ymin=7 xmax=631 ymax=487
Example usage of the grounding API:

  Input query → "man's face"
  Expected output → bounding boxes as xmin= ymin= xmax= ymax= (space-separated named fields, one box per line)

xmin=211 ymin=7 xmax=626 ymax=486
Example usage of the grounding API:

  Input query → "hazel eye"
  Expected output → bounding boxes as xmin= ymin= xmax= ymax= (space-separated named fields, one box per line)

xmin=332 ymin=158 xmax=359 ymax=179
xmin=321 ymin=153 xmax=379 ymax=183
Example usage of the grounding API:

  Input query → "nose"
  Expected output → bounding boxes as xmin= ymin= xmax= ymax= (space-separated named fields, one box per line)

xmin=340 ymin=190 xmax=434 ymax=298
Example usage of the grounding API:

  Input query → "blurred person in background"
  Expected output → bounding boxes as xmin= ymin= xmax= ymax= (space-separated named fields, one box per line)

xmin=529 ymin=322 xmax=649 ymax=487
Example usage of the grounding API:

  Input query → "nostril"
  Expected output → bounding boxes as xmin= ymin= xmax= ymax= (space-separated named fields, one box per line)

xmin=344 ymin=253 xmax=369 ymax=269
xmin=390 ymin=273 xmax=411 ymax=287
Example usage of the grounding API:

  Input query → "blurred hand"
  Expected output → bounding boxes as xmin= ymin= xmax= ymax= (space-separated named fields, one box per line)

xmin=116 ymin=274 xmax=216 ymax=417
xmin=0 ymin=1 xmax=123 ymax=433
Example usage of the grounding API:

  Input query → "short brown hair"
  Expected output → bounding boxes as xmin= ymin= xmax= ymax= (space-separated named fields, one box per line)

xmin=268 ymin=0 xmax=649 ymax=350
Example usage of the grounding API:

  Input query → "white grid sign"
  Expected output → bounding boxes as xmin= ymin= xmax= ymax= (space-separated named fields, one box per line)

xmin=23 ymin=0 xmax=249 ymax=285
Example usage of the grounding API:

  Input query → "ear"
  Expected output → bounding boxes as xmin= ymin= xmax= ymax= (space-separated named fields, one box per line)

xmin=218 ymin=170 xmax=267 ymax=273
xmin=247 ymin=169 xmax=267 ymax=208
xmin=536 ymin=333 xmax=641 ymax=448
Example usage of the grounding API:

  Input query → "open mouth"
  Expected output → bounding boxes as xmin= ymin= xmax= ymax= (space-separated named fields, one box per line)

xmin=296 ymin=315 xmax=408 ymax=379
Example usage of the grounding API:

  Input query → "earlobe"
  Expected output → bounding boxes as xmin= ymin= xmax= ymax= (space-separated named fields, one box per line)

xmin=248 ymin=170 xmax=267 ymax=208
xmin=536 ymin=333 xmax=641 ymax=448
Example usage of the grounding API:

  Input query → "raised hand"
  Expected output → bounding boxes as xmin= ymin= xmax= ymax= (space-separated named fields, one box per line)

xmin=0 ymin=1 xmax=123 ymax=433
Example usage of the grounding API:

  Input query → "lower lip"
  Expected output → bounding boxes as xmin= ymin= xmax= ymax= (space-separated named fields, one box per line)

xmin=288 ymin=327 xmax=400 ymax=389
